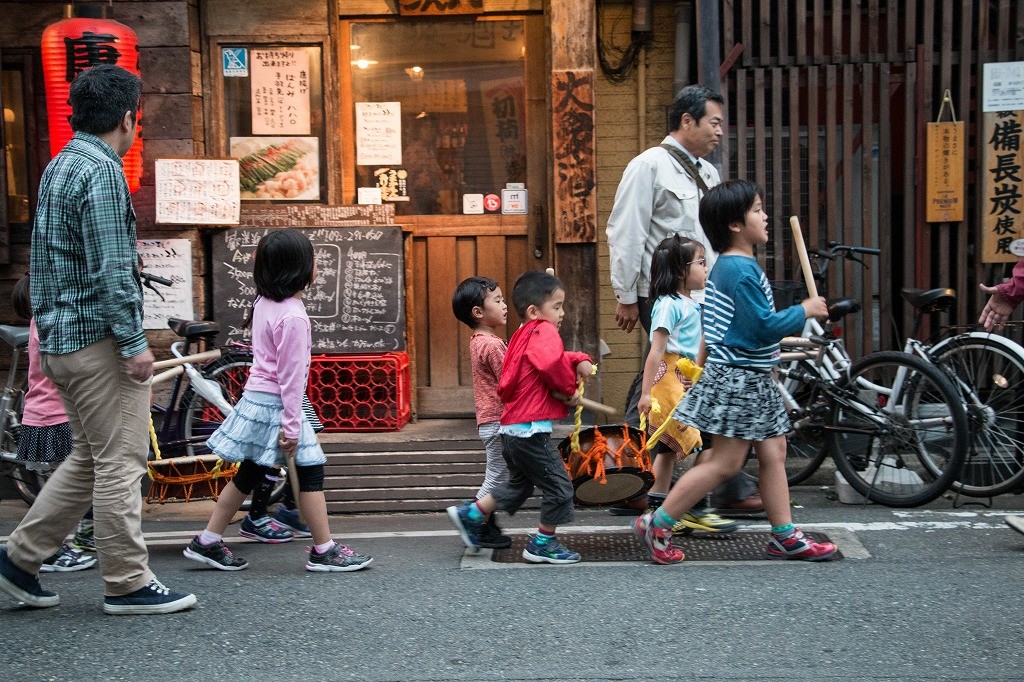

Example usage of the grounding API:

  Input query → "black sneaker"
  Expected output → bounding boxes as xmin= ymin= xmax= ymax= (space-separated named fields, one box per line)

xmin=305 ymin=543 xmax=373 ymax=572
xmin=182 ymin=536 xmax=249 ymax=571
xmin=103 ymin=577 xmax=197 ymax=615
xmin=0 ymin=547 xmax=59 ymax=608
xmin=478 ymin=516 xmax=512 ymax=549
xmin=40 ymin=544 xmax=97 ymax=572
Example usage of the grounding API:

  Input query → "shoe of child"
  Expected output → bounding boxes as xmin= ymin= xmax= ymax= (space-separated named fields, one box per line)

xmin=478 ymin=516 xmax=512 ymax=549
xmin=1005 ymin=515 xmax=1024 ymax=536
xmin=239 ymin=514 xmax=293 ymax=543
xmin=673 ymin=510 xmax=739 ymax=535
xmin=40 ymin=544 xmax=97 ymax=573
xmin=70 ymin=522 xmax=96 ymax=552
xmin=102 ymin=577 xmax=197 ymax=615
xmin=632 ymin=513 xmax=685 ymax=565
xmin=446 ymin=503 xmax=482 ymax=550
xmin=521 ymin=535 xmax=581 ymax=564
xmin=766 ymin=529 xmax=838 ymax=561
xmin=183 ymin=537 xmax=250 ymax=571
xmin=0 ymin=547 xmax=60 ymax=608
xmin=273 ymin=505 xmax=313 ymax=538
xmin=305 ymin=543 xmax=373 ymax=572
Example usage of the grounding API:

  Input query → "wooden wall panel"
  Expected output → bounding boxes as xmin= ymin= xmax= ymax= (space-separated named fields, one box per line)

xmin=425 ymin=237 xmax=459 ymax=388
xmin=203 ymin=0 xmax=328 ymax=36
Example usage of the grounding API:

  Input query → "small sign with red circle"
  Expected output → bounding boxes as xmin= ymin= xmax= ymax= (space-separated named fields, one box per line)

xmin=483 ymin=193 xmax=501 ymax=213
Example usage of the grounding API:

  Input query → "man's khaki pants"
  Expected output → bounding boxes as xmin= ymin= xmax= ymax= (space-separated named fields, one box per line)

xmin=7 ymin=337 xmax=154 ymax=596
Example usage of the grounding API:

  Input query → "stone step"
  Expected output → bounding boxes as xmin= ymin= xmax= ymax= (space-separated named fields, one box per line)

xmin=325 ymin=473 xmax=484 ymax=489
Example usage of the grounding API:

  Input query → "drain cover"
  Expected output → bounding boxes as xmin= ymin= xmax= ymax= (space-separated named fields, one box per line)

xmin=490 ymin=531 xmax=843 ymax=563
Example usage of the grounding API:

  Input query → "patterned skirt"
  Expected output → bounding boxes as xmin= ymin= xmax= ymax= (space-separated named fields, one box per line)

xmin=17 ymin=422 xmax=74 ymax=470
xmin=673 ymin=362 xmax=791 ymax=441
xmin=207 ymin=390 xmax=326 ymax=467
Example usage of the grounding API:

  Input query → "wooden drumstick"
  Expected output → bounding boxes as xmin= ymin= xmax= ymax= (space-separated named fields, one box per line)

xmin=580 ymin=397 xmax=619 ymax=416
xmin=551 ymin=391 xmax=619 ymax=416
xmin=789 ymin=216 xmax=819 ymax=300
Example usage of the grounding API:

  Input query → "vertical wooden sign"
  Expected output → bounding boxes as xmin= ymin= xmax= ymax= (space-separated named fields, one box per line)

xmin=398 ymin=0 xmax=483 ymax=15
xmin=552 ymin=69 xmax=596 ymax=243
xmin=924 ymin=122 xmax=965 ymax=222
xmin=980 ymin=110 xmax=1024 ymax=263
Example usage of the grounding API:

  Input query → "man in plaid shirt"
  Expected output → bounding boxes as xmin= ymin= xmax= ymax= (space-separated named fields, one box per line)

xmin=0 ymin=65 xmax=196 ymax=615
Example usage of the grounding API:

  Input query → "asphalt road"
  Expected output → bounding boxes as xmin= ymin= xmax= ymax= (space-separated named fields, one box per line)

xmin=1 ymin=488 xmax=1023 ymax=681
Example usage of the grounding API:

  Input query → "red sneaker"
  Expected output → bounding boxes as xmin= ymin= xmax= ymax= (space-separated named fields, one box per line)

xmin=766 ymin=529 xmax=837 ymax=561
xmin=633 ymin=513 xmax=685 ymax=565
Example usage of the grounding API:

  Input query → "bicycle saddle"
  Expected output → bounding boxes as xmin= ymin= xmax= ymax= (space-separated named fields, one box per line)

xmin=828 ymin=298 xmax=861 ymax=322
xmin=168 ymin=318 xmax=221 ymax=339
xmin=900 ymin=287 xmax=956 ymax=313
xmin=0 ymin=325 xmax=29 ymax=348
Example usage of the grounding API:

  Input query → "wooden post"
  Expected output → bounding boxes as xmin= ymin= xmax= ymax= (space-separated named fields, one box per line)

xmin=550 ymin=0 xmax=599 ymax=359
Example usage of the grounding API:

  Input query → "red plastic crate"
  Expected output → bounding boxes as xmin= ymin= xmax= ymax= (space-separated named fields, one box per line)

xmin=307 ymin=353 xmax=411 ymax=432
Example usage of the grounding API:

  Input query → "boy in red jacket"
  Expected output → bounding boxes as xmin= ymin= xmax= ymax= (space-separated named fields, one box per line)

xmin=447 ymin=270 xmax=594 ymax=563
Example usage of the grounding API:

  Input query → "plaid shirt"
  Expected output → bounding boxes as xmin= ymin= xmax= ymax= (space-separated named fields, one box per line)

xmin=30 ymin=132 xmax=147 ymax=357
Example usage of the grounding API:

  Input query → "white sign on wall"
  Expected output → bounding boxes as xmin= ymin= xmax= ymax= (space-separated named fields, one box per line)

xmin=251 ymin=48 xmax=311 ymax=135
xmin=138 ymin=239 xmax=195 ymax=330
xmin=355 ymin=102 xmax=402 ymax=166
xmin=155 ymin=159 xmax=240 ymax=225
xmin=983 ymin=61 xmax=1024 ymax=112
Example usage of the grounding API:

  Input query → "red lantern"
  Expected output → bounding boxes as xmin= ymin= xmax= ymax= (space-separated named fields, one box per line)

xmin=41 ymin=15 xmax=143 ymax=193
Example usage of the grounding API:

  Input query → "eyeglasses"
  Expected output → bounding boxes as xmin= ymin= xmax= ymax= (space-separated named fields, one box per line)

xmin=687 ymin=258 xmax=707 ymax=267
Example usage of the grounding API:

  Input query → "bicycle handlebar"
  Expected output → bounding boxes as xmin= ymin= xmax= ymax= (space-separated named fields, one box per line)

xmin=141 ymin=271 xmax=173 ymax=287
xmin=811 ymin=243 xmax=881 ymax=260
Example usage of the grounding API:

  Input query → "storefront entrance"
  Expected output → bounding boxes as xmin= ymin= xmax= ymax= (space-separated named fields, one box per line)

xmin=339 ymin=16 xmax=547 ymax=417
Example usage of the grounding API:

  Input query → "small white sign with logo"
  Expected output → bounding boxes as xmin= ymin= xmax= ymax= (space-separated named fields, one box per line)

xmin=501 ymin=188 xmax=528 ymax=215
xmin=463 ymin=193 xmax=484 ymax=215
xmin=357 ymin=187 xmax=383 ymax=205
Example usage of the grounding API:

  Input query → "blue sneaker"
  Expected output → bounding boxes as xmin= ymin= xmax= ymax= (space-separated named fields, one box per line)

xmin=522 ymin=535 xmax=581 ymax=564
xmin=103 ymin=577 xmax=197 ymax=615
xmin=0 ymin=547 xmax=60 ymax=608
xmin=446 ymin=503 xmax=482 ymax=550
xmin=239 ymin=515 xmax=293 ymax=543
xmin=273 ymin=506 xmax=312 ymax=538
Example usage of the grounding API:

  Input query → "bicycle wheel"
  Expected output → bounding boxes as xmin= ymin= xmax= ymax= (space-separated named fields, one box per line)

xmin=827 ymin=351 xmax=968 ymax=507
xmin=930 ymin=336 xmax=1024 ymax=496
xmin=179 ymin=352 xmax=252 ymax=456
xmin=743 ymin=360 xmax=829 ymax=485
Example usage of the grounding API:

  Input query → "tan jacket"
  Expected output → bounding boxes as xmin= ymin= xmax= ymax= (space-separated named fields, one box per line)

xmin=606 ymin=135 xmax=721 ymax=304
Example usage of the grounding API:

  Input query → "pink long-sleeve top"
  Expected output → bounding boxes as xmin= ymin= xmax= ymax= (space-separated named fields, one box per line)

xmin=23 ymin=319 xmax=68 ymax=427
xmin=244 ymin=296 xmax=311 ymax=439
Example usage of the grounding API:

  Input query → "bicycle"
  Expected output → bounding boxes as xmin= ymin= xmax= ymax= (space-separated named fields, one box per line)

xmin=0 ymin=324 xmax=40 ymax=504
xmin=773 ymin=336 xmax=968 ymax=507
xmin=784 ymin=242 xmax=1024 ymax=498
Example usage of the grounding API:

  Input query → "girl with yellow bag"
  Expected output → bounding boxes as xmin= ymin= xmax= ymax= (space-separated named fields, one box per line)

xmin=637 ymin=236 xmax=738 ymax=536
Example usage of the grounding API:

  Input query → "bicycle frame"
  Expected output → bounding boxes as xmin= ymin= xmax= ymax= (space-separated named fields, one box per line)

xmin=150 ymin=340 xmax=225 ymax=456
xmin=0 ymin=339 xmax=24 ymax=465
xmin=777 ymin=317 xmax=955 ymax=434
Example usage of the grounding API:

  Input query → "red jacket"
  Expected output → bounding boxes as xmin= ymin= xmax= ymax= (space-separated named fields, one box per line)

xmin=498 ymin=319 xmax=592 ymax=425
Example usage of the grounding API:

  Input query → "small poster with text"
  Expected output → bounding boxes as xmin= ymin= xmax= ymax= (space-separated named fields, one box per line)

xmin=155 ymin=159 xmax=240 ymax=225
xmin=251 ymin=48 xmax=311 ymax=135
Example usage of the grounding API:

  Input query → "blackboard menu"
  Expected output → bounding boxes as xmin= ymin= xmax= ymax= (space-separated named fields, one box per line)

xmin=211 ymin=226 xmax=405 ymax=352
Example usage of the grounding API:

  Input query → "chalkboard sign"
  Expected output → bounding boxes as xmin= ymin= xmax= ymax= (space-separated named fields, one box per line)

xmin=211 ymin=226 xmax=405 ymax=352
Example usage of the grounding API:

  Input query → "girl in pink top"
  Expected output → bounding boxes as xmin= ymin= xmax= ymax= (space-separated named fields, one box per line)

xmin=184 ymin=229 xmax=371 ymax=573
xmin=12 ymin=274 xmax=96 ymax=572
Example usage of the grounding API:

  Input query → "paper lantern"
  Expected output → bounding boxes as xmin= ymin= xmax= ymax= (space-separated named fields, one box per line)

xmin=41 ymin=16 xmax=143 ymax=193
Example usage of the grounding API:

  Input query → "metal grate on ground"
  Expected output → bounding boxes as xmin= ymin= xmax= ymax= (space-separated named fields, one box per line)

xmin=490 ymin=531 xmax=844 ymax=563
